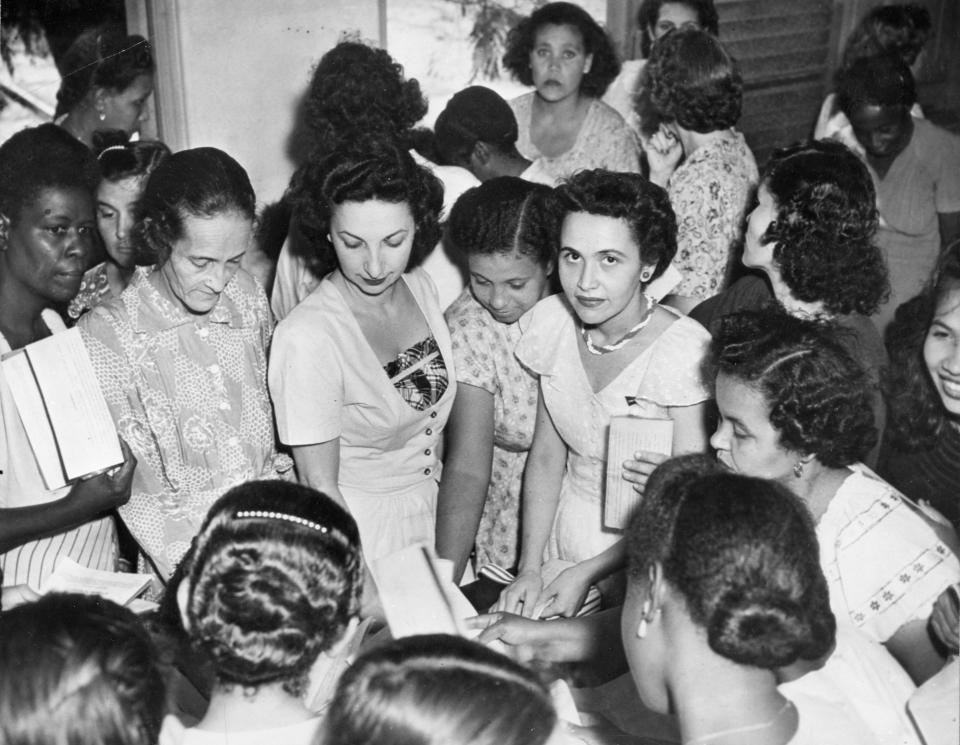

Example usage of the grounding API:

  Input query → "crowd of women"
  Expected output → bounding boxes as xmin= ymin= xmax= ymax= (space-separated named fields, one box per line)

xmin=0 ymin=2 xmax=959 ymax=745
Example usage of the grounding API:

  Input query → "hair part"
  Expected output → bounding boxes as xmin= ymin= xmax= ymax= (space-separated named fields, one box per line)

xmin=502 ymin=2 xmax=621 ymax=97
xmin=0 ymin=593 xmax=165 ymax=745
xmin=324 ymin=634 xmax=557 ymax=745
xmin=636 ymin=0 xmax=719 ymax=57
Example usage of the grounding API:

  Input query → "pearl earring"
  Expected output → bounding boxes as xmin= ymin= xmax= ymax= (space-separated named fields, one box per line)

xmin=793 ymin=461 xmax=804 ymax=479
xmin=637 ymin=618 xmax=648 ymax=638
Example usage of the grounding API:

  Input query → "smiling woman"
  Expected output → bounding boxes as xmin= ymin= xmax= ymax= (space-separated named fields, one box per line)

xmin=78 ymin=147 xmax=292 ymax=582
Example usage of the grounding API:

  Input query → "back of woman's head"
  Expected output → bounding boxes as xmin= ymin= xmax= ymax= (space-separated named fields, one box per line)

xmin=647 ymin=28 xmax=742 ymax=133
xmin=627 ymin=463 xmax=835 ymax=668
xmin=841 ymin=3 xmax=932 ymax=69
xmin=637 ymin=0 xmax=720 ymax=57
xmin=711 ymin=308 xmax=877 ymax=467
xmin=135 ymin=146 xmax=255 ymax=265
xmin=55 ymin=25 xmax=154 ymax=119
xmin=761 ymin=139 xmax=887 ymax=316
xmin=182 ymin=480 xmax=363 ymax=696
xmin=447 ymin=177 xmax=554 ymax=266
xmin=304 ymin=40 xmax=428 ymax=156
xmin=0 ymin=123 xmax=99 ymax=223
xmin=502 ymin=2 xmax=621 ymax=97
xmin=885 ymin=240 xmax=960 ymax=449
xmin=93 ymin=130 xmax=171 ymax=183
xmin=323 ymin=634 xmax=557 ymax=745
xmin=0 ymin=593 xmax=164 ymax=745
xmin=836 ymin=53 xmax=917 ymax=114
xmin=550 ymin=169 xmax=677 ymax=281
xmin=288 ymin=134 xmax=444 ymax=278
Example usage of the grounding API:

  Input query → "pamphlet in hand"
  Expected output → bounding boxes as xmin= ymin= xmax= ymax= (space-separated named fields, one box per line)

xmin=36 ymin=557 xmax=153 ymax=606
xmin=1 ymin=327 xmax=123 ymax=489
xmin=604 ymin=415 xmax=673 ymax=530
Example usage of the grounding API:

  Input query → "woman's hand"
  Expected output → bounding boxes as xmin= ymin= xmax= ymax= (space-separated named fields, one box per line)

xmin=644 ymin=126 xmax=683 ymax=187
xmin=469 ymin=612 xmax=579 ymax=665
xmin=496 ymin=569 xmax=543 ymax=618
xmin=67 ymin=438 xmax=136 ymax=513
xmin=538 ymin=562 xmax=591 ymax=618
xmin=930 ymin=584 xmax=960 ymax=653
xmin=621 ymin=449 xmax=669 ymax=495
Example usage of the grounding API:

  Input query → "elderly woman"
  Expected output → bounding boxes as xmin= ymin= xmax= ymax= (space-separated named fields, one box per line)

xmin=80 ymin=147 xmax=291 ymax=582
xmin=56 ymin=25 xmax=154 ymax=149
xmin=0 ymin=125 xmax=135 ymax=604
xmin=644 ymin=29 xmax=758 ymax=307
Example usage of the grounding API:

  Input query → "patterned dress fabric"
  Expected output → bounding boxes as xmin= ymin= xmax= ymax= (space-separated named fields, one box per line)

xmin=67 ymin=262 xmax=115 ymax=320
xmin=667 ymin=131 xmax=758 ymax=300
xmin=446 ymin=288 xmax=539 ymax=569
xmin=79 ymin=267 xmax=292 ymax=580
xmin=511 ymin=92 xmax=640 ymax=180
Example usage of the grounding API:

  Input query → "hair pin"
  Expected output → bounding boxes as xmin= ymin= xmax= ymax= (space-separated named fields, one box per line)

xmin=97 ymin=144 xmax=130 ymax=159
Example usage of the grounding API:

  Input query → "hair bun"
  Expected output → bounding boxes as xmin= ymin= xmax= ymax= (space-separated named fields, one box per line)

xmin=707 ymin=588 xmax=815 ymax=668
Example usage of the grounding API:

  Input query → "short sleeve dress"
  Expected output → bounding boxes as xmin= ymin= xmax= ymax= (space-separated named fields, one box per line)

xmin=269 ymin=268 xmax=456 ymax=562
xmin=445 ymin=288 xmax=540 ymax=569
xmin=511 ymin=92 xmax=640 ymax=180
xmin=515 ymin=295 xmax=711 ymax=563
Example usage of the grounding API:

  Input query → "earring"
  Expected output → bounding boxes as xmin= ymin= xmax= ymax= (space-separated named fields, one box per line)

xmin=637 ymin=618 xmax=648 ymax=639
xmin=97 ymin=108 xmax=106 ymax=122
xmin=793 ymin=461 xmax=804 ymax=479
xmin=640 ymin=272 xmax=652 ymax=284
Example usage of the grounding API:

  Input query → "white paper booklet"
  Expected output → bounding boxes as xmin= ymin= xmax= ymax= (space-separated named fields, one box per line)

xmin=1 ymin=327 xmax=123 ymax=489
xmin=604 ymin=416 xmax=673 ymax=530
xmin=37 ymin=557 xmax=152 ymax=606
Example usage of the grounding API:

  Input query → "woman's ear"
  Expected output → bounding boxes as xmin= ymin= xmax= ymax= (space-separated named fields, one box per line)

xmin=92 ymin=87 xmax=110 ymax=120
xmin=584 ymin=53 xmax=594 ymax=75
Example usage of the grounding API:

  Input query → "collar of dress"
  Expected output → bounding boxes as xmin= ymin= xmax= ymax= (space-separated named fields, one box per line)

xmin=128 ymin=266 xmax=248 ymax=333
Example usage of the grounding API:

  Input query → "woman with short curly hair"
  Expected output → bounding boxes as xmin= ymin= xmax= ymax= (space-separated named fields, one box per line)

xmin=502 ymin=2 xmax=639 ymax=180
xmin=643 ymin=28 xmax=757 ymax=307
xmin=709 ymin=308 xmax=960 ymax=689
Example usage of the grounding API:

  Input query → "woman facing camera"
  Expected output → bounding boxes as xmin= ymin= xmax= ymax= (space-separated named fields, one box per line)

xmin=160 ymin=480 xmax=363 ymax=745
xmin=269 ymin=135 xmax=452 ymax=564
xmin=710 ymin=309 xmax=960 ymax=689
xmin=322 ymin=634 xmax=558 ymax=745
xmin=881 ymin=241 xmax=960 ymax=531
xmin=644 ymin=28 xmax=758 ymax=306
xmin=69 ymin=136 xmax=171 ymax=320
xmin=502 ymin=2 xmax=639 ymax=180
xmin=623 ymin=460 xmax=875 ymax=745
xmin=497 ymin=169 xmax=711 ymax=619
xmin=80 ymin=147 xmax=291 ymax=582
xmin=437 ymin=177 xmax=555 ymax=581
xmin=55 ymin=25 xmax=154 ymax=149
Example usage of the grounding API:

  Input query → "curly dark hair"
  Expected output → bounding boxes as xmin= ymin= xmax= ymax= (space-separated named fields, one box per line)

xmin=325 ymin=634 xmax=556 ymax=745
xmin=447 ymin=177 xmax=554 ymax=266
xmin=181 ymin=480 xmax=364 ymax=696
xmin=711 ymin=309 xmax=877 ymax=467
xmin=0 ymin=123 xmax=99 ymax=223
xmin=883 ymin=240 xmax=960 ymax=450
xmin=835 ymin=53 xmax=917 ymax=114
xmin=134 ymin=147 xmax=256 ymax=267
xmin=0 ymin=594 xmax=165 ymax=745
xmin=93 ymin=129 xmax=170 ymax=183
xmin=54 ymin=24 xmax=154 ymax=119
xmin=502 ymin=2 xmax=621 ymax=98
xmin=549 ymin=169 xmax=676 ymax=282
xmin=760 ymin=139 xmax=888 ymax=316
xmin=646 ymin=28 xmax=741 ymax=133
xmin=287 ymin=134 xmax=444 ymax=279
xmin=841 ymin=3 xmax=932 ymax=69
xmin=636 ymin=0 xmax=720 ymax=58
xmin=302 ymin=40 xmax=428 ymax=157
xmin=627 ymin=461 xmax=835 ymax=668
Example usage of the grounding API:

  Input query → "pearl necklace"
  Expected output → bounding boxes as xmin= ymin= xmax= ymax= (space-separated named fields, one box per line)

xmin=684 ymin=700 xmax=794 ymax=745
xmin=580 ymin=294 xmax=655 ymax=355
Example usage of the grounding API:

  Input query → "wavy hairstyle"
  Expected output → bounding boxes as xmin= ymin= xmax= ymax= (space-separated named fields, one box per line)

xmin=181 ymin=480 xmax=363 ymax=697
xmin=55 ymin=25 xmax=154 ymax=119
xmin=324 ymin=634 xmax=557 ymax=745
xmin=134 ymin=147 xmax=256 ymax=267
xmin=302 ymin=40 xmax=428 ymax=157
xmin=549 ymin=168 xmax=677 ymax=282
xmin=287 ymin=134 xmax=443 ymax=279
xmin=0 ymin=593 xmax=165 ymax=745
xmin=94 ymin=130 xmax=170 ymax=184
xmin=841 ymin=3 xmax=931 ymax=69
xmin=711 ymin=309 xmax=877 ymax=467
xmin=637 ymin=0 xmax=720 ymax=57
xmin=884 ymin=240 xmax=960 ymax=450
xmin=627 ymin=458 xmax=835 ymax=668
xmin=502 ymin=2 xmax=621 ymax=97
xmin=0 ymin=123 xmax=99 ymax=223
xmin=761 ymin=140 xmax=888 ymax=316
xmin=447 ymin=177 xmax=555 ymax=266
xmin=647 ymin=28 xmax=742 ymax=133
xmin=835 ymin=52 xmax=917 ymax=114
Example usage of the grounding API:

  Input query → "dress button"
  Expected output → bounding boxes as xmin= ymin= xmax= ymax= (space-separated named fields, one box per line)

xmin=430 ymin=411 xmax=437 ymax=419
xmin=424 ymin=449 xmax=431 ymax=456
xmin=423 ymin=467 xmax=431 ymax=475
xmin=426 ymin=428 xmax=433 ymax=436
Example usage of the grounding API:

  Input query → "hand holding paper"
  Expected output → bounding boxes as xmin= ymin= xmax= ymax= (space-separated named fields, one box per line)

xmin=66 ymin=438 xmax=136 ymax=515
